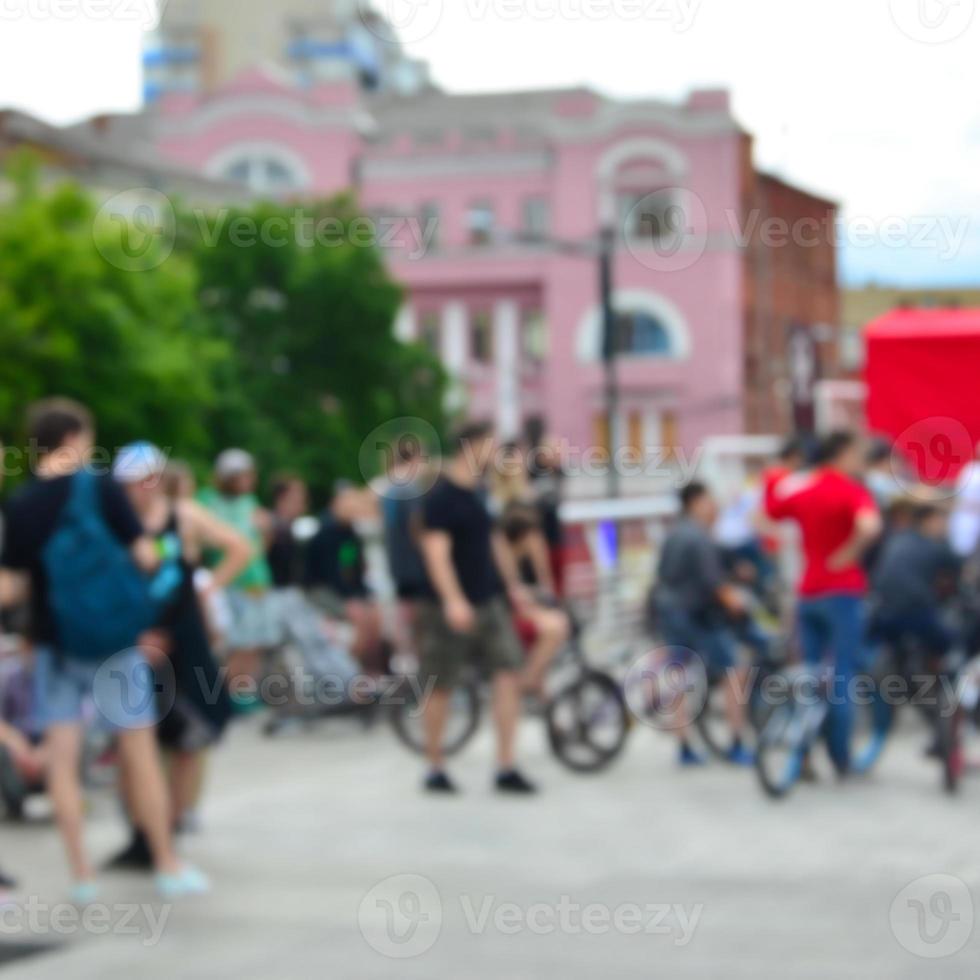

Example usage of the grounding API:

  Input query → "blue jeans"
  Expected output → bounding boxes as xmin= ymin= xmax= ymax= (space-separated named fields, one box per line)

xmin=797 ymin=595 xmax=866 ymax=771
xmin=868 ymin=608 xmax=953 ymax=660
xmin=657 ymin=605 xmax=737 ymax=672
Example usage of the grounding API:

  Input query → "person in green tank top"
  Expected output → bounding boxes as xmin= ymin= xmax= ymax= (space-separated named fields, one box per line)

xmin=198 ymin=450 xmax=278 ymax=711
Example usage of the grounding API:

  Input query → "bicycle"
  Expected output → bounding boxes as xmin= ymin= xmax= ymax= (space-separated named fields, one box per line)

xmin=389 ymin=613 xmax=632 ymax=774
xmin=754 ymin=661 xmax=887 ymax=799
xmin=695 ymin=639 xmax=791 ymax=761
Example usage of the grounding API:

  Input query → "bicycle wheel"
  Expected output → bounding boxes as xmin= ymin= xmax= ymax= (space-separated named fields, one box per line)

xmin=546 ymin=670 xmax=631 ymax=773
xmin=849 ymin=698 xmax=890 ymax=776
xmin=694 ymin=672 xmax=733 ymax=760
xmin=755 ymin=700 xmax=814 ymax=799
xmin=388 ymin=677 xmax=481 ymax=758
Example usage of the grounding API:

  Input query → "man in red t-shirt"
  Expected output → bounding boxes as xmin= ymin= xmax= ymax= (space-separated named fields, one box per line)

xmin=767 ymin=431 xmax=882 ymax=774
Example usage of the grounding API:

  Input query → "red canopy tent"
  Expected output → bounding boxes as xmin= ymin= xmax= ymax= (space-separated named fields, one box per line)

xmin=865 ymin=308 xmax=980 ymax=481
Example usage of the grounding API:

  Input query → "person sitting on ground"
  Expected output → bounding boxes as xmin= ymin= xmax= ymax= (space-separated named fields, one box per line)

xmin=305 ymin=481 xmax=386 ymax=674
xmin=0 ymin=398 xmax=208 ymax=901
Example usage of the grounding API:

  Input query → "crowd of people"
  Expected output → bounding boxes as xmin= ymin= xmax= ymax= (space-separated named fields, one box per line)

xmin=0 ymin=401 xmax=569 ymax=903
xmin=656 ymin=429 xmax=979 ymax=773
xmin=3 ymin=394 xmax=980 ymax=907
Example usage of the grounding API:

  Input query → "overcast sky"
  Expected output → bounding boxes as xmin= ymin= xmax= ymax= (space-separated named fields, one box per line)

xmin=1 ymin=0 xmax=978 ymax=286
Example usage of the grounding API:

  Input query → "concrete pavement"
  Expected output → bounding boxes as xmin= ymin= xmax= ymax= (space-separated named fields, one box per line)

xmin=3 ymin=712 xmax=979 ymax=978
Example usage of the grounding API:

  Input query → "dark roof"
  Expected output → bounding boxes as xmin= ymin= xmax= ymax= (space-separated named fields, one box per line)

xmin=0 ymin=108 xmax=243 ymax=195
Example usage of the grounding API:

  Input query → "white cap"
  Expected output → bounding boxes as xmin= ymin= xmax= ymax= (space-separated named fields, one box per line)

xmin=113 ymin=442 xmax=167 ymax=484
xmin=214 ymin=448 xmax=255 ymax=479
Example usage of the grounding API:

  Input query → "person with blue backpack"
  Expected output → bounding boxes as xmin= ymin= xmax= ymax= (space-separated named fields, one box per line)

xmin=0 ymin=399 xmax=210 ymax=902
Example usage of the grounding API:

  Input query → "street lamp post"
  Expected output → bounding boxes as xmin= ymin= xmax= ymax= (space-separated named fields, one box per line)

xmin=598 ymin=223 xmax=620 ymax=500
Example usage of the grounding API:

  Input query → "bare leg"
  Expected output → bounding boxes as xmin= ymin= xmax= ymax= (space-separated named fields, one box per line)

xmin=422 ymin=687 xmax=451 ymax=772
xmin=492 ymin=671 xmax=522 ymax=770
xmin=723 ymin=665 xmax=749 ymax=737
xmin=44 ymin=723 xmax=92 ymax=882
xmin=226 ymin=648 xmax=261 ymax=705
xmin=169 ymin=750 xmax=205 ymax=824
xmin=116 ymin=728 xmax=180 ymax=875
xmin=522 ymin=608 xmax=570 ymax=698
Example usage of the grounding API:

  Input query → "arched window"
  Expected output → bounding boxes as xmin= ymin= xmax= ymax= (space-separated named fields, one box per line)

xmin=208 ymin=145 xmax=311 ymax=196
xmin=220 ymin=154 xmax=304 ymax=194
xmin=576 ymin=290 xmax=691 ymax=364
xmin=617 ymin=310 xmax=672 ymax=356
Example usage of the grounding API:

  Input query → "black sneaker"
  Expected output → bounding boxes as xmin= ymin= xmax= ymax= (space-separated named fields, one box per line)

xmin=424 ymin=771 xmax=459 ymax=794
xmin=103 ymin=831 xmax=153 ymax=873
xmin=495 ymin=770 xmax=538 ymax=795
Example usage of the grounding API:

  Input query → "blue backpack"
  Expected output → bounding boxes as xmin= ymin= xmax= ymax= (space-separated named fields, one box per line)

xmin=42 ymin=469 xmax=175 ymax=662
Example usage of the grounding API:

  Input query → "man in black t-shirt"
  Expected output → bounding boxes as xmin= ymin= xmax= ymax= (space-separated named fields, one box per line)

xmin=0 ymin=399 xmax=207 ymax=901
xmin=416 ymin=421 xmax=537 ymax=795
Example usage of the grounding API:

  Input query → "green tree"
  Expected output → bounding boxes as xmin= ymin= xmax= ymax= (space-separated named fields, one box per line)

xmin=180 ymin=197 xmax=448 ymax=500
xmin=0 ymin=154 xmax=226 ymax=474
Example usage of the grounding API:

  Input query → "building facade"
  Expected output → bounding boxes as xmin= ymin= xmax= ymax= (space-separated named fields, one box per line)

xmin=80 ymin=3 xmax=839 ymax=465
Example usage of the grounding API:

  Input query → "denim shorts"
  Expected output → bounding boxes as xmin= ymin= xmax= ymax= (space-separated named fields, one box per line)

xmin=33 ymin=647 xmax=159 ymax=733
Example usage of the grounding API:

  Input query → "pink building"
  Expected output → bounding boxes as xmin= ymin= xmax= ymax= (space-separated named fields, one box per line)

xmin=83 ymin=9 xmax=838 ymax=464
